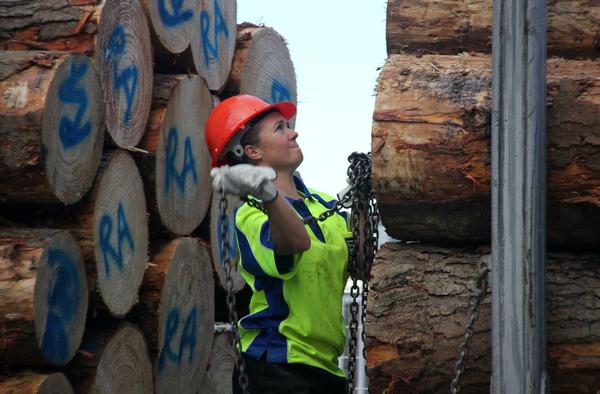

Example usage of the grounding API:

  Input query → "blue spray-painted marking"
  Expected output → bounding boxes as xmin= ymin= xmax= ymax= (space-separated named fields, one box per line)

xmin=164 ymin=127 xmax=198 ymax=194
xmin=41 ymin=248 xmax=80 ymax=365
xmin=199 ymin=0 xmax=229 ymax=67
xmin=271 ymin=80 xmax=291 ymax=103
xmin=106 ymin=25 xmax=138 ymax=125
xmin=58 ymin=60 xmax=92 ymax=149
xmin=158 ymin=0 xmax=193 ymax=27
xmin=217 ymin=211 xmax=238 ymax=266
xmin=157 ymin=306 xmax=198 ymax=371
xmin=99 ymin=201 xmax=135 ymax=276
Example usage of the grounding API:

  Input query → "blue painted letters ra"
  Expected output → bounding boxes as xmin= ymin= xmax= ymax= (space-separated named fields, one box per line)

xmin=164 ymin=127 xmax=198 ymax=194
xmin=158 ymin=306 xmax=198 ymax=371
xmin=200 ymin=0 xmax=229 ymax=67
xmin=99 ymin=201 xmax=135 ymax=276
xmin=105 ymin=25 xmax=138 ymax=125
xmin=271 ymin=80 xmax=291 ymax=103
xmin=158 ymin=0 xmax=193 ymax=27
xmin=41 ymin=248 xmax=80 ymax=365
xmin=58 ymin=60 xmax=92 ymax=149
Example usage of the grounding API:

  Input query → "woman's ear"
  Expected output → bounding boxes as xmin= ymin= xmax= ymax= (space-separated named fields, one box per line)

xmin=244 ymin=144 xmax=262 ymax=161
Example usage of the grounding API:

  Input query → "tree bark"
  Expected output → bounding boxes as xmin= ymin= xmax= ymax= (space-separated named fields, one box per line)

xmin=136 ymin=74 xmax=213 ymax=236
xmin=95 ymin=0 xmax=152 ymax=149
xmin=366 ymin=243 xmax=600 ymax=394
xmin=372 ymin=53 xmax=600 ymax=251
xmin=386 ymin=0 xmax=600 ymax=58
xmin=0 ymin=229 xmax=88 ymax=367
xmin=66 ymin=323 xmax=153 ymax=393
xmin=0 ymin=371 xmax=73 ymax=394
xmin=222 ymin=23 xmax=297 ymax=128
xmin=0 ymin=51 xmax=104 ymax=205
xmin=0 ymin=0 xmax=100 ymax=54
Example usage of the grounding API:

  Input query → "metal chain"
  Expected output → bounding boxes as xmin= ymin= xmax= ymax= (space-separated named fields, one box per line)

xmin=347 ymin=277 xmax=361 ymax=393
xmin=218 ymin=189 xmax=249 ymax=394
xmin=345 ymin=153 xmax=379 ymax=393
xmin=361 ymin=279 xmax=369 ymax=361
xmin=450 ymin=263 xmax=490 ymax=394
xmin=242 ymin=153 xmax=373 ymax=228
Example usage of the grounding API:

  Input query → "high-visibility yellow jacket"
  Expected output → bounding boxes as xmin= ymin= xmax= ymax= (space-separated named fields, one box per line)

xmin=235 ymin=175 xmax=351 ymax=377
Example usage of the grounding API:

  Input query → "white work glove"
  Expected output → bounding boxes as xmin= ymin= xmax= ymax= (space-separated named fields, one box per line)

xmin=211 ymin=164 xmax=278 ymax=203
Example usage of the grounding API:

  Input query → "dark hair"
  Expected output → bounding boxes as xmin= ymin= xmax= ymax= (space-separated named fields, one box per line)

xmin=226 ymin=108 xmax=279 ymax=165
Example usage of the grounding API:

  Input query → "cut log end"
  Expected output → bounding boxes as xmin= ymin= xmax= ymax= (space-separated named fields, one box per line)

xmin=203 ymin=333 xmax=236 ymax=394
xmin=155 ymin=75 xmax=213 ymax=235
xmin=154 ymin=238 xmax=215 ymax=394
xmin=0 ymin=51 xmax=103 ymax=205
xmin=93 ymin=150 xmax=149 ymax=317
xmin=41 ymin=53 xmax=105 ymax=205
xmin=94 ymin=324 xmax=154 ymax=393
xmin=210 ymin=193 xmax=246 ymax=293
xmin=96 ymin=0 xmax=153 ymax=148
xmin=34 ymin=231 xmax=88 ymax=366
xmin=190 ymin=1 xmax=237 ymax=92
xmin=0 ymin=228 xmax=87 ymax=367
xmin=225 ymin=26 xmax=297 ymax=127
xmin=142 ymin=0 xmax=201 ymax=54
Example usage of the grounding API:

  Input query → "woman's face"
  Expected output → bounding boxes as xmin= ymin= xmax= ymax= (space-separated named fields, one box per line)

xmin=248 ymin=111 xmax=303 ymax=170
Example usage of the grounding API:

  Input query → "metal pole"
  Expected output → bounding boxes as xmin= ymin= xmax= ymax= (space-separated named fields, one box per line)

xmin=491 ymin=0 xmax=547 ymax=392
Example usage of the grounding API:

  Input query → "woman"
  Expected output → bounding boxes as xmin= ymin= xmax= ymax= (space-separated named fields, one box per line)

xmin=206 ymin=95 xmax=352 ymax=394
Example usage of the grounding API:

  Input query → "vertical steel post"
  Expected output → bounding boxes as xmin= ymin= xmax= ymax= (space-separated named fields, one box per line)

xmin=491 ymin=0 xmax=547 ymax=392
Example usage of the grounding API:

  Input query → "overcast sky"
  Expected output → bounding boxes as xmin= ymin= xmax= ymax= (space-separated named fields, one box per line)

xmin=237 ymin=1 xmax=387 ymax=197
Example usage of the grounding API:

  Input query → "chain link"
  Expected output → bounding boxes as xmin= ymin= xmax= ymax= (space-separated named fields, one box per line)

xmin=218 ymin=189 xmax=249 ymax=394
xmin=450 ymin=263 xmax=490 ymax=394
xmin=347 ymin=277 xmax=361 ymax=393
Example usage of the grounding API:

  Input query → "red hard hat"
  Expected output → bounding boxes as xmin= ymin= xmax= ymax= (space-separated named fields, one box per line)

xmin=205 ymin=95 xmax=297 ymax=167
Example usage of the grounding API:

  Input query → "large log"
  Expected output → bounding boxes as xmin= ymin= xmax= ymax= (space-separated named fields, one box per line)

xmin=154 ymin=238 xmax=215 ymax=394
xmin=372 ymin=53 xmax=600 ymax=251
xmin=366 ymin=243 xmax=600 ymax=394
xmin=67 ymin=323 xmax=153 ymax=393
xmin=0 ymin=51 xmax=104 ymax=205
xmin=202 ymin=332 xmax=236 ymax=394
xmin=0 ymin=372 xmax=73 ymax=394
xmin=0 ymin=151 xmax=148 ymax=317
xmin=140 ymin=0 xmax=201 ymax=55
xmin=189 ymin=0 xmax=236 ymax=92
xmin=137 ymin=74 xmax=213 ymax=236
xmin=96 ymin=0 xmax=153 ymax=148
xmin=0 ymin=1 xmax=100 ymax=53
xmin=223 ymin=23 xmax=297 ymax=127
xmin=0 ymin=229 xmax=88 ymax=367
xmin=386 ymin=0 xmax=600 ymax=58
xmin=92 ymin=150 xmax=148 ymax=317
xmin=132 ymin=238 xmax=214 ymax=353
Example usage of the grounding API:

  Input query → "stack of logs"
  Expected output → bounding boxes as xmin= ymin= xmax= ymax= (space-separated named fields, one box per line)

xmin=367 ymin=1 xmax=600 ymax=393
xmin=0 ymin=0 xmax=297 ymax=392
